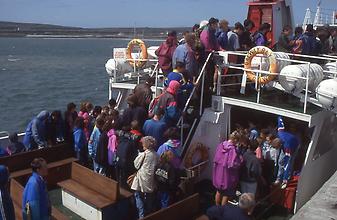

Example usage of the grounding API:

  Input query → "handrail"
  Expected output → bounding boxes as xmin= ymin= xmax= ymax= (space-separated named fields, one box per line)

xmin=177 ymin=52 xmax=213 ymax=155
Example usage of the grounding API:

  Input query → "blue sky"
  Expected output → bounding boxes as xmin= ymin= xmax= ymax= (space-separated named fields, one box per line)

xmin=0 ymin=0 xmax=336 ymax=28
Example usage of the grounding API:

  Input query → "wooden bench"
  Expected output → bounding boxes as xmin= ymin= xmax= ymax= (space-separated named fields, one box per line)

xmin=10 ymin=178 xmax=69 ymax=220
xmin=57 ymin=162 xmax=131 ymax=220
xmin=142 ymin=193 xmax=201 ymax=220
xmin=0 ymin=143 xmax=74 ymax=172
xmin=12 ymin=157 xmax=77 ymax=189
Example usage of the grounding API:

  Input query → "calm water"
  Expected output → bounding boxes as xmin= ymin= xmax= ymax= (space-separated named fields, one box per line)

xmin=0 ymin=37 xmax=160 ymax=133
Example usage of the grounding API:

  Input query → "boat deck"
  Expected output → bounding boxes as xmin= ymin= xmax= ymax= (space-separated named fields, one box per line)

xmin=291 ymin=171 xmax=337 ymax=220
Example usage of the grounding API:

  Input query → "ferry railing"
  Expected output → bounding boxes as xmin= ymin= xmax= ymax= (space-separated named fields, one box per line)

xmin=214 ymin=51 xmax=337 ymax=114
xmin=177 ymin=53 xmax=213 ymax=156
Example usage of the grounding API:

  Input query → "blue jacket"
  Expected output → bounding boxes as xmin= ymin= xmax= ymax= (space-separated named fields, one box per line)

xmin=73 ymin=127 xmax=86 ymax=152
xmin=164 ymin=71 xmax=194 ymax=91
xmin=301 ymin=32 xmax=320 ymax=55
xmin=88 ymin=126 xmax=101 ymax=158
xmin=0 ymin=165 xmax=15 ymax=220
xmin=216 ymin=29 xmax=228 ymax=50
xmin=22 ymin=172 xmax=50 ymax=220
xmin=277 ymin=116 xmax=299 ymax=154
xmin=172 ymin=44 xmax=197 ymax=76
xmin=23 ymin=111 xmax=49 ymax=150
xmin=142 ymin=119 xmax=167 ymax=149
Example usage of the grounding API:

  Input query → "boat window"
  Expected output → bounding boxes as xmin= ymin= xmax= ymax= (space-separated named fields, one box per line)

xmin=312 ymin=115 xmax=337 ymax=160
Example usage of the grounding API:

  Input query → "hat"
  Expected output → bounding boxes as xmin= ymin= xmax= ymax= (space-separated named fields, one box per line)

xmin=199 ymin=20 xmax=209 ymax=28
xmin=208 ymin=17 xmax=219 ymax=24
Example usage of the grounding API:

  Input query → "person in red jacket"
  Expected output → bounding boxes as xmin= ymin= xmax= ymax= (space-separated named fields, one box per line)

xmin=155 ymin=31 xmax=178 ymax=75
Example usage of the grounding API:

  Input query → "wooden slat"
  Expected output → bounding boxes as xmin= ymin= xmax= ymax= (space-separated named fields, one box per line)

xmin=11 ymin=158 xmax=77 ymax=178
xmin=0 ymin=143 xmax=74 ymax=172
xmin=58 ymin=179 xmax=113 ymax=209
xmin=10 ymin=179 xmax=24 ymax=205
xmin=71 ymin=162 xmax=119 ymax=201
xmin=13 ymin=202 xmax=23 ymax=220
xmin=142 ymin=194 xmax=200 ymax=220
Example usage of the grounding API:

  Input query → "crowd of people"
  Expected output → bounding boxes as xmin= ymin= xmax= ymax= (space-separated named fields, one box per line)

xmin=154 ymin=18 xmax=337 ymax=107
xmin=0 ymin=17 xmax=323 ymax=220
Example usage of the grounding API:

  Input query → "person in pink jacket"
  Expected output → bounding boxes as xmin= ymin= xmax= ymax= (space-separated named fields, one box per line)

xmin=213 ymin=131 xmax=243 ymax=205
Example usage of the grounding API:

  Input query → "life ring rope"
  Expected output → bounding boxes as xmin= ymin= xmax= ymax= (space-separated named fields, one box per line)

xmin=126 ymin=39 xmax=148 ymax=68
xmin=244 ymin=46 xmax=278 ymax=85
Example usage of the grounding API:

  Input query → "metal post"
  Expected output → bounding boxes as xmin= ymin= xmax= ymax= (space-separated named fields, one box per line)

xmin=154 ymin=67 xmax=158 ymax=98
xmin=200 ymin=64 xmax=206 ymax=116
xmin=256 ymin=56 xmax=262 ymax=104
xmin=108 ymin=78 xmax=112 ymax=100
xmin=304 ymin=63 xmax=310 ymax=114
xmin=199 ymin=53 xmax=213 ymax=116
xmin=217 ymin=64 xmax=221 ymax=96
xmin=180 ymin=116 xmax=184 ymax=148
xmin=113 ymin=59 xmax=117 ymax=83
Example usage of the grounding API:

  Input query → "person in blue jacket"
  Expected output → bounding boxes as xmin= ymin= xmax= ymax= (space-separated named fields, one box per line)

xmin=0 ymin=165 xmax=15 ymax=220
xmin=22 ymin=158 xmax=51 ymax=220
xmin=164 ymin=62 xmax=194 ymax=109
xmin=271 ymin=116 xmax=299 ymax=187
xmin=73 ymin=117 xmax=88 ymax=165
xmin=23 ymin=111 xmax=50 ymax=150
xmin=88 ymin=116 xmax=105 ymax=172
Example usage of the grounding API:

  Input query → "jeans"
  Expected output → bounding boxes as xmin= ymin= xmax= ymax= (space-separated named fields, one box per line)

xmin=277 ymin=150 xmax=295 ymax=182
xmin=134 ymin=191 xmax=155 ymax=219
xmin=158 ymin=191 xmax=170 ymax=208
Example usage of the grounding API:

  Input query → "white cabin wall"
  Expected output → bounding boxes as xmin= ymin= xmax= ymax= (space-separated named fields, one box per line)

xmin=295 ymin=111 xmax=337 ymax=211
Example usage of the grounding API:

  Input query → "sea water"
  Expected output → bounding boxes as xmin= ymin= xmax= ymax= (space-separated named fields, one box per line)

xmin=0 ymin=37 xmax=160 ymax=133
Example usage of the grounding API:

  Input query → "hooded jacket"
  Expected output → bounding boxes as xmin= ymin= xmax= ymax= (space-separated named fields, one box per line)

xmin=88 ymin=126 xmax=101 ymax=158
xmin=22 ymin=172 xmax=51 ymax=220
xmin=157 ymin=81 xmax=181 ymax=126
xmin=107 ymin=129 xmax=118 ymax=165
xmin=157 ymin=139 xmax=182 ymax=169
xmin=213 ymin=141 xmax=242 ymax=191
xmin=95 ymin=131 xmax=109 ymax=167
xmin=23 ymin=111 xmax=49 ymax=150
xmin=200 ymin=25 xmax=220 ymax=52
xmin=0 ymin=165 xmax=15 ymax=220
xmin=73 ymin=127 xmax=86 ymax=152
xmin=155 ymin=36 xmax=177 ymax=73
xmin=6 ymin=133 xmax=25 ymax=155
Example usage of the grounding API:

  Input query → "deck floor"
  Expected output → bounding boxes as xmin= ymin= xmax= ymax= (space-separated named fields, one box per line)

xmin=291 ymin=171 xmax=337 ymax=220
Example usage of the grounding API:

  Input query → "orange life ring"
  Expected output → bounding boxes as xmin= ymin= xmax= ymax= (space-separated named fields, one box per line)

xmin=244 ymin=46 xmax=278 ymax=84
xmin=126 ymin=39 xmax=148 ymax=68
xmin=184 ymin=142 xmax=209 ymax=169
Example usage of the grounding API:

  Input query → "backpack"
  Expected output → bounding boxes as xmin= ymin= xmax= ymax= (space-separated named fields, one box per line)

xmin=116 ymin=136 xmax=138 ymax=169
xmin=148 ymin=93 xmax=164 ymax=115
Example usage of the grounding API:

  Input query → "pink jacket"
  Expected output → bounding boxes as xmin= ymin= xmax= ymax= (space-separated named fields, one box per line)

xmin=107 ymin=129 xmax=117 ymax=152
xmin=212 ymin=141 xmax=243 ymax=190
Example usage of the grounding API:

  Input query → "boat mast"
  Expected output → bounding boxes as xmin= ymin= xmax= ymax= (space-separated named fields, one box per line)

xmin=303 ymin=8 xmax=312 ymax=30
xmin=313 ymin=0 xmax=322 ymax=28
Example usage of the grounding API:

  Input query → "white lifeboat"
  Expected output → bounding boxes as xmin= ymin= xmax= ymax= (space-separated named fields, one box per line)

xmin=316 ymin=79 xmax=337 ymax=110
xmin=279 ymin=64 xmax=324 ymax=95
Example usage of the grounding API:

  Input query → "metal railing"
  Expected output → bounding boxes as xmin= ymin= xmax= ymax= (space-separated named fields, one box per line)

xmin=214 ymin=51 xmax=337 ymax=114
xmin=177 ymin=52 xmax=213 ymax=156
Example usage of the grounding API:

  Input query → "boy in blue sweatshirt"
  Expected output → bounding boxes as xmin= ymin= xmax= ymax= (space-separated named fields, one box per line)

xmin=272 ymin=116 xmax=299 ymax=188
xmin=73 ymin=117 xmax=87 ymax=165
